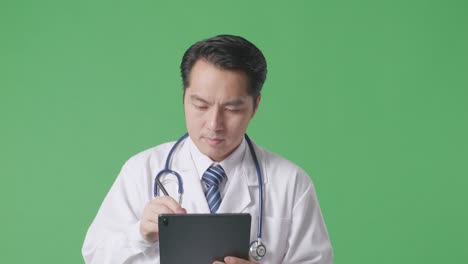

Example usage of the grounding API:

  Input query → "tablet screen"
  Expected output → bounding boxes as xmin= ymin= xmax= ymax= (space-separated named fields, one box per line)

xmin=158 ymin=213 xmax=251 ymax=264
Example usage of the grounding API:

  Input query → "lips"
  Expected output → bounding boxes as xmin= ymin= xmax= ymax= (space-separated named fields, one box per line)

xmin=204 ymin=137 xmax=224 ymax=146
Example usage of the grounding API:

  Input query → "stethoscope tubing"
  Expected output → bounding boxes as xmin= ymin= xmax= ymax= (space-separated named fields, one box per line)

xmin=153 ymin=133 xmax=188 ymax=197
xmin=153 ymin=133 xmax=264 ymax=245
xmin=244 ymin=134 xmax=263 ymax=240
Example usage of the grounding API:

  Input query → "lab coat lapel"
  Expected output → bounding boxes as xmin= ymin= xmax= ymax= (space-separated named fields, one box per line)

xmin=217 ymin=145 xmax=261 ymax=214
xmin=171 ymin=140 xmax=210 ymax=214
xmin=217 ymin=167 xmax=252 ymax=213
xmin=217 ymin=139 xmax=268 ymax=213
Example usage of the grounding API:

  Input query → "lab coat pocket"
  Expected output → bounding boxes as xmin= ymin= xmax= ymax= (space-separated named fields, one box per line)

xmin=252 ymin=215 xmax=291 ymax=262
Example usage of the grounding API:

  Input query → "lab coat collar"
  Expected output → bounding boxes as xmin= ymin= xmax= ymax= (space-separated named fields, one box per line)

xmin=183 ymin=135 xmax=268 ymax=186
xmin=168 ymin=135 xmax=268 ymax=214
xmin=188 ymin=136 xmax=247 ymax=182
xmin=216 ymin=160 xmax=252 ymax=213
xmin=186 ymin=137 xmax=213 ymax=180
xmin=218 ymin=137 xmax=269 ymax=213
xmin=169 ymin=137 xmax=210 ymax=213
xmin=241 ymin=137 xmax=269 ymax=187
xmin=170 ymin=135 xmax=269 ymax=186
xmin=170 ymin=137 xmax=192 ymax=171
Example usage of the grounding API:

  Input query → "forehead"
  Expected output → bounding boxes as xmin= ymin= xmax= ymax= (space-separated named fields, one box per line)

xmin=187 ymin=60 xmax=250 ymax=97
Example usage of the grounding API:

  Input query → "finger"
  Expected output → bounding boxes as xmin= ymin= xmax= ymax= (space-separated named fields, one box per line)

xmin=248 ymin=256 xmax=258 ymax=263
xmin=148 ymin=204 xmax=175 ymax=220
xmin=153 ymin=196 xmax=187 ymax=214
xmin=141 ymin=220 xmax=158 ymax=233
xmin=224 ymin=256 xmax=256 ymax=264
xmin=151 ymin=203 xmax=175 ymax=214
xmin=142 ymin=204 xmax=172 ymax=224
xmin=159 ymin=196 xmax=185 ymax=213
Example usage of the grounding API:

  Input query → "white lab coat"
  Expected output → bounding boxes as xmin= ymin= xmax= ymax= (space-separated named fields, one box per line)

xmin=82 ymin=137 xmax=333 ymax=263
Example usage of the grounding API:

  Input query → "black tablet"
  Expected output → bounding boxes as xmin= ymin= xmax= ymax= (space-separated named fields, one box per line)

xmin=158 ymin=213 xmax=251 ymax=264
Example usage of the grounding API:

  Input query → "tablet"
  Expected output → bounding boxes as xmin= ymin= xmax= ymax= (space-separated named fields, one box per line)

xmin=158 ymin=213 xmax=251 ymax=264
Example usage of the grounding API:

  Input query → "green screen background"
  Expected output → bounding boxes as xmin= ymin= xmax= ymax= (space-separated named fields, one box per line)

xmin=1 ymin=0 xmax=467 ymax=263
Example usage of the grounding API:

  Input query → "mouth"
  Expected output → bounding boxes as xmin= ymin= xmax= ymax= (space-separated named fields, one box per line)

xmin=203 ymin=137 xmax=225 ymax=146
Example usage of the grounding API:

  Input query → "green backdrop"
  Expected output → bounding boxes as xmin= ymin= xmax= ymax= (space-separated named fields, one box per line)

xmin=1 ymin=0 xmax=467 ymax=263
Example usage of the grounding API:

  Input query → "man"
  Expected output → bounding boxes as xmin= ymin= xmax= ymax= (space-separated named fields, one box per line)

xmin=82 ymin=35 xmax=333 ymax=263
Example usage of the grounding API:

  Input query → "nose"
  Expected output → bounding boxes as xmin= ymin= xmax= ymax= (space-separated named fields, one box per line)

xmin=207 ymin=107 xmax=224 ymax=131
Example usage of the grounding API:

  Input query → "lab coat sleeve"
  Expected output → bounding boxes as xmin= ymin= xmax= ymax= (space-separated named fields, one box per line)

xmin=82 ymin=161 xmax=159 ymax=264
xmin=281 ymin=182 xmax=333 ymax=263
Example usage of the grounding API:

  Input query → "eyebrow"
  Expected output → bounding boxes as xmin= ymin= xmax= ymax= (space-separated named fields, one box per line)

xmin=190 ymin=95 xmax=210 ymax=105
xmin=190 ymin=95 xmax=247 ymax=107
xmin=223 ymin=98 xmax=247 ymax=106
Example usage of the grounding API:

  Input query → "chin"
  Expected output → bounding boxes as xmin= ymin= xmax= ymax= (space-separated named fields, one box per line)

xmin=200 ymin=143 xmax=231 ymax=160
xmin=202 ymin=148 xmax=225 ymax=161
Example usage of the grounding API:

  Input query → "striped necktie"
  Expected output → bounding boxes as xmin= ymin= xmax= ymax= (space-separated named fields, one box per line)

xmin=202 ymin=164 xmax=227 ymax=213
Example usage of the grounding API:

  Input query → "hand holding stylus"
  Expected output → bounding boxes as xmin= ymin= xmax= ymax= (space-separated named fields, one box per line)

xmin=140 ymin=196 xmax=187 ymax=242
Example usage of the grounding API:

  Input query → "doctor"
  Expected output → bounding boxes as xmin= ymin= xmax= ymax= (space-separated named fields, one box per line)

xmin=82 ymin=35 xmax=333 ymax=263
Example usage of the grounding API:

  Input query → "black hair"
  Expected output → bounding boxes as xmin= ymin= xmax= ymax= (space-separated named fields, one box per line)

xmin=180 ymin=34 xmax=267 ymax=101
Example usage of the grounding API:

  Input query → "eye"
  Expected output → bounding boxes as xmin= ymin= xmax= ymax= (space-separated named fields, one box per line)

xmin=226 ymin=108 xmax=241 ymax=113
xmin=194 ymin=104 xmax=208 ymax=110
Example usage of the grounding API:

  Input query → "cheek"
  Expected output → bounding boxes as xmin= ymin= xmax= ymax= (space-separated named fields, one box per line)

xmin=185 ymin=112 xmax=204 ymax=129
xmin=226 ymin=115 xmax=251 ymax=132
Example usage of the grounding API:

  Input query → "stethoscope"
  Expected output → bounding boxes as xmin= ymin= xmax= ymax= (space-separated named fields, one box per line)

xmin=153 ymin=133 xmax=267 ymax=261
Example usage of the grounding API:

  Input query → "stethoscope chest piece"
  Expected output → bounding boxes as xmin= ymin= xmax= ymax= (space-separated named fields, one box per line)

xmin=249 ymin=240 xmax=266 ymax=261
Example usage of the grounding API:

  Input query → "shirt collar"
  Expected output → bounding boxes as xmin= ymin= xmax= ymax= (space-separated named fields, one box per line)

xmin=188 ymin=136 xmax=247 ymax=181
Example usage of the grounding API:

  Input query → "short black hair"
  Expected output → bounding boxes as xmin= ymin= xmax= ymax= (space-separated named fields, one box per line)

xmin=180 ymin=34 xmax=267 ymax=100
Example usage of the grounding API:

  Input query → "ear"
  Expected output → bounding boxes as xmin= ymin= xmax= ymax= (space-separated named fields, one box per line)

xmin=251 ymin=93 xmax=262 ymax=118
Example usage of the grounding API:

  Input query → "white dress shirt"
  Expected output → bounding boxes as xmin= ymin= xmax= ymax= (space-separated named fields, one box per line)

xmin=190 ymin=136 xmax=246 ymax=196
xmin=82 ymin=136 xmax=333 ymax=263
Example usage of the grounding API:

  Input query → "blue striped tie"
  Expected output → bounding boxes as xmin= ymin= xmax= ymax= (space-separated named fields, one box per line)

xmin=202 ymin=164 xmax=227 ymax=213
